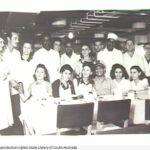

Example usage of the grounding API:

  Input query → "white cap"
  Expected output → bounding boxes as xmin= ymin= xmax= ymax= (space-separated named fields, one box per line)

xmin=107 ymin=33 xmax=118 ymax=40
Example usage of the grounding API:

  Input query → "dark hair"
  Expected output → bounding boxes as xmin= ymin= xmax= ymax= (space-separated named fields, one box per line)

xmin=81 ymin=62 xmax=94 ymax=82
xmin=60 ymin=64 xmax=73 ymax=73
xmin=7 ymin=31 xmax=19 ymax=39
xmin=80 ymin=44 xmax=94 ymax=59
xmin=33 ymin=64 xmax=50 ymax=82
xmin=110 ymin=64 xmax=129 ymax=79
xmin=126 ymin=39 xmax=135 ymax=45
xmin=82 ymin=62 xmax=94 ymax=72
xmin=21 ymin=42 xmax=33 ymax=62
xmin=52 ymin=38 xmax=61 ymax=45
xmin=94 ymin=38 xmax=105 ymax=43
xmin=130 ymin=66 xmax=146 ymax=80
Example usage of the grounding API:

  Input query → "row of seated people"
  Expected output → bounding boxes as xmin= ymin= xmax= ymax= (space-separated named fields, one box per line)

xmin=17 ymin=62 xmax=149 ymax=102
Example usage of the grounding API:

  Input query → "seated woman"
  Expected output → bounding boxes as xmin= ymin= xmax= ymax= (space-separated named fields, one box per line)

xmin=110 ymin=64 xmax=130 ymax=95
xmin=75 ymin=44 xmax=96 ymax=77
xmin=19 ymin=64 xmax=52 ymax=102
xmin=130 ymin=65 xmax=149 ymax=91
xmin=52 ymin=64 xmax=75 ymax=99
xmin=74 ymin=62 xmax=96 ymax=99
xmin=19 ymin=64 xmax=55 ymax=135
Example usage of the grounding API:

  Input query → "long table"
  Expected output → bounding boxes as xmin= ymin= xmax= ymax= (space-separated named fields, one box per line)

xmin=19 ymin=91 xmax=150 ymax=135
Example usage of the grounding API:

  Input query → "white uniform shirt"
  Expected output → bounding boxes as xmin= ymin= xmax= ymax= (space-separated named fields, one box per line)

xmin=61 ymin=52 xmax=80 ymax=70
xmin=16 ymin=60 xmax=35 ymax=96
xmin=3 ymin=47 xmax=21 ymax=79
xmin=97 ymin=48 xmax=123 ymax=77
xmin=3 ymin=47 xmax=21 ymax=95
xmin=130 ymin=78 xmax=149 ymax=91
xmin=113 ymin=78 xmax=130 ymax=94
xmin=32 ymin=48 xmax=60 ymax=83
xmin=143 ymin=56 xmax=150 ymax=77
xmin=123 ymin=52 xmax=145 ymax=75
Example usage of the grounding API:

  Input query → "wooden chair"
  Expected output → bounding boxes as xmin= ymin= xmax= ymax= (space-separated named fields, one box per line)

xmin=96 ymin=99 xmax=131 ymax=133
xmin=57 ymin=102 xmax=94 ymax=135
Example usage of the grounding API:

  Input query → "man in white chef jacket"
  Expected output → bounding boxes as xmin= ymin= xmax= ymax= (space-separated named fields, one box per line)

xmin=3 ymin=31 xmax=23 ymax=135
xmin=32 ymin=35 xmax=60 ymax=83
xmin=97 ymin=33 xmax=123 ymax=77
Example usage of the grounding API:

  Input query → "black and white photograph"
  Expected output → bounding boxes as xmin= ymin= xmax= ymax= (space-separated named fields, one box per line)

xmin=1 ymin=9 xmax=150 ymax=137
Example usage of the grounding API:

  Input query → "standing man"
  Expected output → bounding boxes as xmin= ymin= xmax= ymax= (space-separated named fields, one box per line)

xmin=52 ymin=39 xmax=62 ymax=56
xmin=94 ymin=39 xmax=105 ymax=60
xmin=143 ymin=43 xmax=150 ymax=85
xmin=61 ymin=40 xmax=80 ymax=71
xmin=33 ymin=35 xmax=60 ymax=83
xmin=97 ymin=33 xmax=123 ymax=77
xmin=3 ymin=31 xmax=23 ymax=135
xmin=123 ymin=39 xmax=145 ymax=75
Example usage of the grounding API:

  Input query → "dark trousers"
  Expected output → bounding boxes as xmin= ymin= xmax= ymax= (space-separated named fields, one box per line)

xmin=10 ymin=94 xmax=23 ymax=135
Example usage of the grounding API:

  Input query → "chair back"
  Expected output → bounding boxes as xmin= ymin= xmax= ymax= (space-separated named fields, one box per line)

xmin=57 ymin=103 xmax=94 ymax=129
xmin=145 ymin=99 xmax=150 ymax=120
xmin=97 ymin=99 xmax=131 ymax=123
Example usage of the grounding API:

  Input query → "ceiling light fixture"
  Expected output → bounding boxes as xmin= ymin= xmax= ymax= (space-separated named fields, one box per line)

xmin=80 ymin=18 xmax=103 ymax=24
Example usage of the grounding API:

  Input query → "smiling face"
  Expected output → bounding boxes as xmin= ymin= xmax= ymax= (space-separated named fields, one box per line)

xmin=81 ymin=45 xmax=91 ymax=58
xmin=53 ymin=41 xmax=61 ymax=52
xmin=107 ymin=40 xmax=115 ymax=51
xmin=62 ymin=69 xmax=72 ymax=82
xmin=23 ymin=43 xmax=32 ymax=55
xmin=114 ymin=68 xmax=123 ymax=80
xmin=35 ymin=67 xmax=46 ymax=81
xmin=10 ymin=32 xmax=19 ymax=48
xmin=130 ymin=68 xmax=141 ymax=80
xmin=42 ymin=36 xmax=51 ymax=50
xmin=95 ymin=65 xmax=105 ymax=77
xmin=0 ymin=37 xmax=5 ymax=52
xmin=94 ymin=41 xmax=104 ymax=52
xmin=65 ymin=42 xmax=73 ymax=56
xmin=126 ymin=40 xmax=135 ymax=52
xmin=82 ymin=66 xmax=92 ymax=78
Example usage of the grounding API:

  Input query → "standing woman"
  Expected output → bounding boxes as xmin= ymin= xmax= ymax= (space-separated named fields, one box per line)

xmin=110 ymin=64 xmax=130 ymax=94
xmin=0 ymin=34 xmax=14 ymax=134
xmin=130 ymin=66 xmax=149 ymax=91
xmin=19 ymin=42 xmax=35 ymax=96
xmin=52 ymin=64 xmax=75 ymax=99
xmin=75 ymin=44 xmax=96 ymax=77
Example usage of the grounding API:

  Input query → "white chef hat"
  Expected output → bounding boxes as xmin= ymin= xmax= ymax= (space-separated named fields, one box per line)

xmin=107 ymin=33 xmax=118 ymax=40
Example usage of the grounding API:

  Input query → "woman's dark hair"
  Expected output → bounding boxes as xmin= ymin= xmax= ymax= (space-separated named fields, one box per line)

xmin=82 ymin=62 xmax=94 ymax=80
xmin=82 ymin=61 xmax=94 ymax=72
xmin=21 ymin=42 xmax=33 ymax=62
xmin=130 ymin=65 xmax=146 ymax=80
xmin=110 ymin=64 xmax=129 ymax=79
xmin=33 ymin=64 xmax=50 ymax=82
xmin=80 ymin=44 xmax=95 ymax=59
xmin=60 ymin=64 xmax=73 ymax=73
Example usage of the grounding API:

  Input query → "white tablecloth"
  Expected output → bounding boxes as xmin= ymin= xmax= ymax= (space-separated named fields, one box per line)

xmin=20 ymin=91 xmax=150 ymax=135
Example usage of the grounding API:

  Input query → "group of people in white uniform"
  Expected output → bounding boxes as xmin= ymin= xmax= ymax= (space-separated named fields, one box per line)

xmin=0 ymin=31 xmax=150 ymax=135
